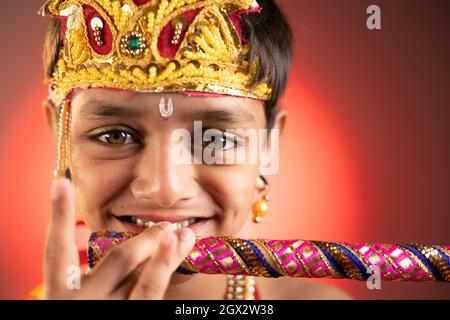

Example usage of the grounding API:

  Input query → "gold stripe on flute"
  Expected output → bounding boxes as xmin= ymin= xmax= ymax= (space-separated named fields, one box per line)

xmin=315 ymin=242 xmax=366 ymax=281
xmin=412 ymin=244 xmax=450 ymax=282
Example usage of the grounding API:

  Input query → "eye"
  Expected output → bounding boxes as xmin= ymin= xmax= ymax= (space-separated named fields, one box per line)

xmin=201 ymin=130 xmax=239 ymax=151
xmin=96 ymin=130 xmax=136 ymax=145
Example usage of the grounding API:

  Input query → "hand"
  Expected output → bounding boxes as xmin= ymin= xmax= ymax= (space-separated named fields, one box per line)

xmin=44 ymin=178 xmax=195 ymax=299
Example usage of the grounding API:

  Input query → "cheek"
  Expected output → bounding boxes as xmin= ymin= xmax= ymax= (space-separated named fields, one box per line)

xmin=201 ymin=165 xmax=258 ymax=233
xmin=69 ymin=145 xmax=136 ymax=224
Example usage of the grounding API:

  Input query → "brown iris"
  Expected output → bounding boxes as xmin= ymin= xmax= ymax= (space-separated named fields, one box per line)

xmin=105 ymin=131 xmax=128 ymax=144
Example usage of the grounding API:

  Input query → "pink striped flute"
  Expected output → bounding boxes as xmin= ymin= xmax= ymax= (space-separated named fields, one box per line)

xmin=88 ymin=231 xmax=450 ymax=282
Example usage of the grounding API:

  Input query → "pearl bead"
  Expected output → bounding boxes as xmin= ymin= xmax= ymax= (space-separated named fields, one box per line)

xmin=252 ymin=199 xmax=269 ymax=217
xmin=90 ymin=17 xmax=103 ymax=30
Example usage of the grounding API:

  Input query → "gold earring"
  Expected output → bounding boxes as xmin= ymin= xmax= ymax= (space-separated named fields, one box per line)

xmin=252 ymin=175 xmax=270 ymax=223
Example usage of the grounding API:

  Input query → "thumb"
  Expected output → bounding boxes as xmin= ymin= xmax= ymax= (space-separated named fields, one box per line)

xmin=44 ymin=178 xmax=79 ymax=297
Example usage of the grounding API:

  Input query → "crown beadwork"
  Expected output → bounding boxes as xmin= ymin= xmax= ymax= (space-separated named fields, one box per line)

xmin=40 ymin=0 xmax=272 ymax=100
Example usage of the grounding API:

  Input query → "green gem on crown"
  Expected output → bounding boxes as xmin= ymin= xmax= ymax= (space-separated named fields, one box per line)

xmin=127 ymin=36 xmax=143 ymax=51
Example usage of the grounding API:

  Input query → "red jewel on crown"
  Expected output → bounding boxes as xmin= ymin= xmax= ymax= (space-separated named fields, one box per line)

xmin=132 ymin=0 xmax=151 ymax=5
xmin=83 ymin=5 xmax=112 ymax=55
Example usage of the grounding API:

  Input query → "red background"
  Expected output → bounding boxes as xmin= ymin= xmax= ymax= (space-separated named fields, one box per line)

xmin=0 ymin=0 xmax=449 ymax=299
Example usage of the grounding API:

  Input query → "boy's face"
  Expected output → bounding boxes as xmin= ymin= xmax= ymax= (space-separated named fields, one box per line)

xmin=61 ymin=88 xmax=278 ymax=236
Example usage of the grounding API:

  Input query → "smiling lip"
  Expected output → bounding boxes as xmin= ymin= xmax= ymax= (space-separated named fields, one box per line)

xmin=114 ymin=213 xmax=213 ymax=224
xmin=112 ymin=212 xmax=213 ymax=235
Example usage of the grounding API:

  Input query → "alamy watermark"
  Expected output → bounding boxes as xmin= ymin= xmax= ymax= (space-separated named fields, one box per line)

xmin=367 ymin=5 xmax=382 ymax=30
xmin=66 ymin=265 xmax=81 ymax=290
xmin=169 ymin=121 xmax=280 ymax=176
xmin=366 ymin=265 xmax=382 ymax=290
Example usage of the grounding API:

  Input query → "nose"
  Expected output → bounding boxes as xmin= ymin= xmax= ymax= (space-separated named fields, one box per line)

xmin=130 ymin=135 xmax=198 ymax=207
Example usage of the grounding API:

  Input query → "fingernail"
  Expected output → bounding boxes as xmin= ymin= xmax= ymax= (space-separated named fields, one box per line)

xmin=178 ymin=228 xmax=194 ymax=242
xmin=159 ymin=222 xmax=176 ymax=232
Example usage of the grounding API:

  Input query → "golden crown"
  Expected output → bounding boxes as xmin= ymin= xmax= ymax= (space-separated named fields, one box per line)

xmin=40 ymin=0 xmax=272 ymax=100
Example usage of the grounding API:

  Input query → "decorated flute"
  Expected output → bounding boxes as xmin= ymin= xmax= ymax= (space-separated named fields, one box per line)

xmin=88 ymin=231 xmax=450 ymax=282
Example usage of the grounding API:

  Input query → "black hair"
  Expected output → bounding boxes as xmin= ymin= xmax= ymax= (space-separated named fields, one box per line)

xmin=241 ymin=0 xmax=293 ymax=128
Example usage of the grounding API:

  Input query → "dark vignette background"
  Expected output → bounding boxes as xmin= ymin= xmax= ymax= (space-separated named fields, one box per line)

xmin=0 ymin=0 xmax=449 ymax=299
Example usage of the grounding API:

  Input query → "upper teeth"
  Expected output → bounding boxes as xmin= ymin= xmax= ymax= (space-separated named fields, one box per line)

xmin=130 ymin=216 xmax=196 ymax=230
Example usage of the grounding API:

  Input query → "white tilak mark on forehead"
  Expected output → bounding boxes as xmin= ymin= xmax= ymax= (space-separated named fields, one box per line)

xmin=159 ymin=97 xmax=174 ymax=120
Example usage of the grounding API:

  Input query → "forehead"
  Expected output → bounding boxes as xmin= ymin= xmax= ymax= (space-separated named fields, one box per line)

xmin=70 ymin=88 xmax=265 ymax=124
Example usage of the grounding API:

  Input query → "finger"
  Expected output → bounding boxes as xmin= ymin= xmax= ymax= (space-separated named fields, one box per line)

xmin=44 ymin=178 xmax=79 ymax=296
xmin=84 ymin=222 xmax=175 ymax=294
xmin=109 ymin=270 xmax=140 ymax=300
xmin=129 ymin=227 xmax=195 ymax=300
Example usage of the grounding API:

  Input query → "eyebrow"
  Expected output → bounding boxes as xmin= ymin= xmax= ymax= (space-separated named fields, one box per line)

xmin=80 ymin=102 xmax=256 ymax=123
xmin=189 ymin=110 xmax=256 ymax=124
xmin=81 ymin=104 xmax=147 ymax=118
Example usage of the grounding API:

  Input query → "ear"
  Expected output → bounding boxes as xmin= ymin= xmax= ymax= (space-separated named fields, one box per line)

xmin=43 ymin=100 xmax=59 ymax=144
xmin=259 ymin=109 xmax=288 ymax=176
xmin=272 ymin=109 xmax=288 ymax=137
